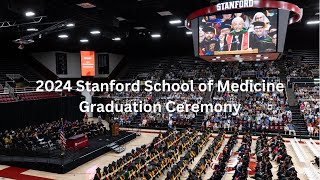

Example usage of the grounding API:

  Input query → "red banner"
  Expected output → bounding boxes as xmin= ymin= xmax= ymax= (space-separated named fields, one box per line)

xmin=81 ymin=51 xmax=95 ymax=76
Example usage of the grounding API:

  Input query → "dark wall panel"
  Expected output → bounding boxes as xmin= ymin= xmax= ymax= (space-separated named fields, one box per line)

xmin=0 ymin=96 xmax=84 ymax=130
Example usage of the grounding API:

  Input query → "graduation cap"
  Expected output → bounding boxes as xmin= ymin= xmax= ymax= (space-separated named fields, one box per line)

xmin=202 ymin=25 xmax=216 ymax=33
xmin=220 ymin=20 xmax=232 ymax=29
xmin=199 ymin=22 xmax=207 ymax=29
xmin=268 ymin=30 xmax=277 ymax=37
xmin=253 ymin=21 xmax=265 ymax=27
xmin=96 ymin=167 xmax=101 ymax=172
xmin=269 ymin=21 xmax=277 ymax=30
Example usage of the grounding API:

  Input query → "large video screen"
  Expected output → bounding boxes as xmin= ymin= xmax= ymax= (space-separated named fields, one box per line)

xmin=199 ymin=9 xmax=278 ymax=56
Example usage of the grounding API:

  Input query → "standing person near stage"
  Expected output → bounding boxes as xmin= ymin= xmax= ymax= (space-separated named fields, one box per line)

xmin=226 ymin=17 xmax=250 ymax=51
xmin=84 ymin=113 xmax=89 ymax=122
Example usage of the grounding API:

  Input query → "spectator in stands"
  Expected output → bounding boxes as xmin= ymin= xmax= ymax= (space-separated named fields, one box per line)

xmin=287 ymin=123 xmax=296 ymax=136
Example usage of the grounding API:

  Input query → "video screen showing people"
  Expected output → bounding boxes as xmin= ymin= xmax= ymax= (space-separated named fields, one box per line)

xmin=199 ymin=9 xmax=278 ymax=56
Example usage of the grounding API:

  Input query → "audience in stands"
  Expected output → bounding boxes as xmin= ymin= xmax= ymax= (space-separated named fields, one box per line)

xmin=295 ymin=86 xmax=319 ymax=136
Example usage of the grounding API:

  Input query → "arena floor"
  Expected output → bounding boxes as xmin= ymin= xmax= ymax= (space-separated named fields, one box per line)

xmin=0 ymin=119 xmax=319 ymax=180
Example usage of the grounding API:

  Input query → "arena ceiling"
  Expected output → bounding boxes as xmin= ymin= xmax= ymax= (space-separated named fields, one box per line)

xmin=0 ymin=0 xmax=318 ymax=55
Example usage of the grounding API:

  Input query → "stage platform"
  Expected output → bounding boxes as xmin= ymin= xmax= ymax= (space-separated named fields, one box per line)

xmin=0 ymin=131 xmax=136 ymax=174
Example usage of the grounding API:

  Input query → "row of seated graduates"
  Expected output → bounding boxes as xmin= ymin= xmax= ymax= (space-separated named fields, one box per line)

xmin=270 ymin=135 xmax=300 ymax=180
xmin=165 ymin=130 xmax=211 ymax=180
xmin=129 ymin=128 xmax=198 ymax=180
xmin=142 ymin=129 xmax=199 ymax=180
xmin=141 ymin=128 xmax=198 ymax=179
xmin=232 ymin=131 xmax=252 ymax=180
xmin=253 ymin=132 xmax=273 ymax=180
xmin=209 ymin=130 xmax=239 ymax=180
xmin=117 ymin=128 xmax=195 ymax=180
xmin=94 ymin=130 xmax=175 ymax=180
xmin=187 ymin=129 xmax=225 ymax=179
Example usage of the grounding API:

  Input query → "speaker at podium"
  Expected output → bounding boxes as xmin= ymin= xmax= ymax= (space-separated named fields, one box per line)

xmin=112 ymin=123 xmax=119 ymax=136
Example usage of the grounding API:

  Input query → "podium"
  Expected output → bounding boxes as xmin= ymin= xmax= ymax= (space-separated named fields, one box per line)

xmin=112 ymin=123 xmax=119 ymax=136
xmin=66 ymin=134 xmax=89 ymax=150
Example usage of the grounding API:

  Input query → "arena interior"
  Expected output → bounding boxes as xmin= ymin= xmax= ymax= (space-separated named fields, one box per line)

xmin=0 ymin=0 xmax=319 ymax=180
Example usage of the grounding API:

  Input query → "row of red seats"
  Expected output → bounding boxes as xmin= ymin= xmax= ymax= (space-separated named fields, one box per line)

xmin=255 ymin=125 xmax=285 ymax=131
xmin=17 ymin=92 xmax=60 ymax=97
xmin=239 ymin=121 xmax=286 ymax=126
xmin=17 ymin=92 xmax=61 ymax=101
xmin=0 ymin=95 xmax=16 ymax=103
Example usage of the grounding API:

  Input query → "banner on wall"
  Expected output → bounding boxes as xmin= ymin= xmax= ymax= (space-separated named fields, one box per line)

xmin=56 ymin=52 xmax=67 ymax=74
xmin=80 ymin=51 xmax=95 ymax=76
xmin=98 ymin=54 xmax=109 ymax=74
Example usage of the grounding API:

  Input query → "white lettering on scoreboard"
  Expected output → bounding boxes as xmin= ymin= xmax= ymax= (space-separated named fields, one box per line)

xmin=217 ymin=0 xmax=254 ymax=11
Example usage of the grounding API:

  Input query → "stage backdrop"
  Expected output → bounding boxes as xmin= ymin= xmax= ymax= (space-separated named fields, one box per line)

xmin=0 ymin=96 xmax=84 ymax=130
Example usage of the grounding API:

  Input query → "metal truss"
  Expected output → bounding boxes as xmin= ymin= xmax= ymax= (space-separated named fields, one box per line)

xmin=0 ymin=16 xmax=46 ymax=28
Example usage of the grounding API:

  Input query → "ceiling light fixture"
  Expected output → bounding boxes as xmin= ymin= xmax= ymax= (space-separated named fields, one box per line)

xmin=80 ymin=39 xmax=89 ymax=43
xmin=151 ymin=34 xmax=161 ymax=38
xmin=116 ymin=17 xmax=126 ymax=21
xmin=134 ymin=27 xmax=146 ymax=30
xmin=307 ymin=20 xmax=320 ymax=24
xmin=112 ymin=37 xmax=121 ymax=41
xmin=169 ymin=20 xmax=182 ymax=24
xmin=66 ymin=23 xmax=75 ymax=27
xmin=157 ymin=11 xmax=173 ymax=16
xmin=76 ymin=2 xmax=96 ymax=8
xmin=58 ymin=34 xmax=68 ymax=38
xmin=186 ymin=31 xmax=192 ymax=35
xmin=25 ymin=11 xmax=35 ymax=17
xmin=90 ymin=30 xmax=101 ymax=34
xmin=27 ymin=28 xmax=38 ymax=32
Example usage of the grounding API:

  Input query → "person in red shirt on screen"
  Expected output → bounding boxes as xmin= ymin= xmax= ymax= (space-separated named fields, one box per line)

xmin=226 ymin=17 xmax=250 ymax=51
